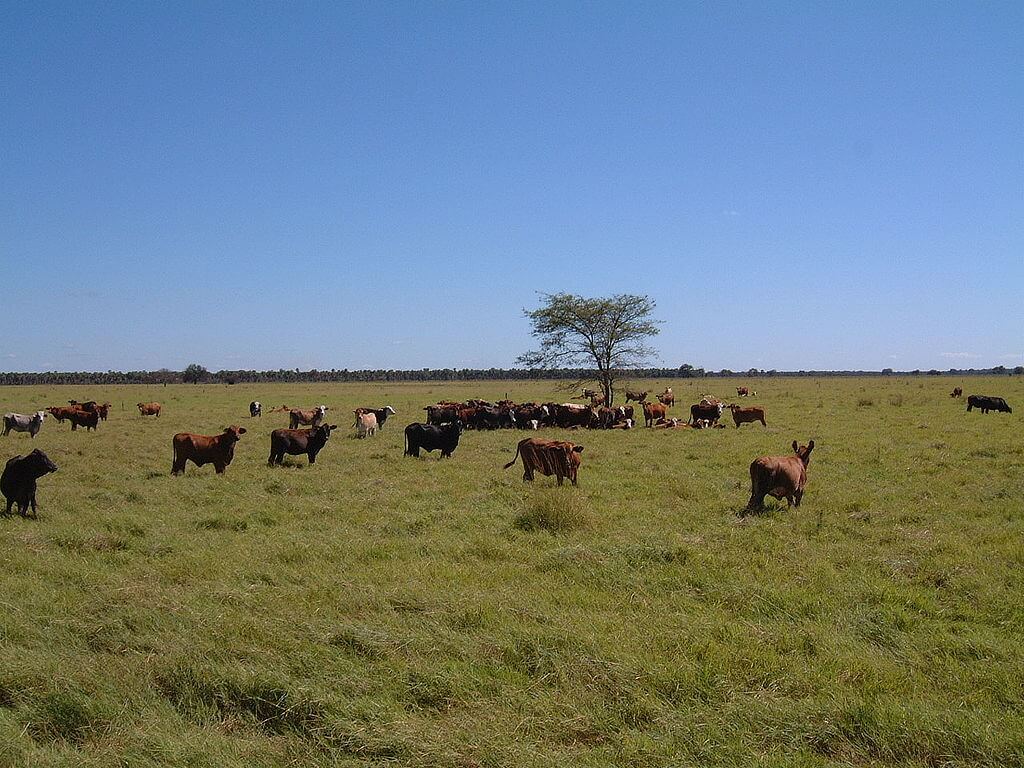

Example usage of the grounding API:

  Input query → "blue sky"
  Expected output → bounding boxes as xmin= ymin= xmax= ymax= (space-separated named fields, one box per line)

xmin=2 ymin=1 xmax=1021 ymax=372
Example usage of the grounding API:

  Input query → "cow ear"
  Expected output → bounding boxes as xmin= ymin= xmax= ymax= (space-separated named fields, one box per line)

xmin=807 ymin=439 xmax=815 ymax=450
xmin=329 ymin=424 xmax=338 ymax=430
xmin=238 ymin=427 xmax=247 ymax=434
xmin=573 ymin=446 xmax=584 ymax=453
xmin=792 ymin=440 xmax=799 ymax=453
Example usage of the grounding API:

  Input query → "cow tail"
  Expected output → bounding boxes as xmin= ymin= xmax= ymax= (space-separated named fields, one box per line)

xmin=503 ymin=443 xmax=522 ymax=470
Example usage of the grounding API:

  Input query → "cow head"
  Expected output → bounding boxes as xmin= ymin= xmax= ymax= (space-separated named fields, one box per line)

xmin=224 ymin=426 xmax=247 ymax=442
xmin=792 ymin=439 xmax=815 ymax=465
xmin=25 ymin=448 xmax=58 ymax=477
xmin=35 ymin=411 xmax=47 ymax=421
xmin=384 ymin=406 xmax=396 ymax=415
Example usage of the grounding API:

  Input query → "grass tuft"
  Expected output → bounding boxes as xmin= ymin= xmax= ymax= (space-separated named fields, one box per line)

xmin=514 ymin=490 xmax=591 ymax=533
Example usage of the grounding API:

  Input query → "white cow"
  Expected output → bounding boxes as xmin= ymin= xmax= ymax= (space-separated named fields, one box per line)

xmin=3 ymin=411 xmax=46 ymax=438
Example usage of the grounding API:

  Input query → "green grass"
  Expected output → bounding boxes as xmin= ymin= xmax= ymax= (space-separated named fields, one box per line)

xmin=0 ymin=377 xmax=1021 ymax=766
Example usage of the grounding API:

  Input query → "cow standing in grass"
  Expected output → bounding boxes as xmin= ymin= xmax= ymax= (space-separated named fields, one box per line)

xmin=268 ymin=424 xmax=336 ymax=466
xmin=171 ymin=426 xmax=246 ymax=475
xmin=504 ymin=438 xmax=584 ymax=486
xmin=2 ymin=449 xmax=58 ymax=518
xmin=747 ymin=440 xmax=814 ymax=511
xmin=3 ymin=411 xmax=46 ymax=438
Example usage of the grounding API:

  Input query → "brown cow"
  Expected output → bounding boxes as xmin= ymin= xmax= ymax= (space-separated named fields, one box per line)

xmin=289 ymin=405 xmax=327 ymax=429
xmin=67 ymin=408 xmax=98 ymax=432
xmin=747 ymin=440 xmax=815 ymax=511
xmin=729 ymin=404 xmax=766 ymax=428
xmin=642 ymin=401 xmax=667 ymax=427
xmin=624 ymin=389 xmax=648 ymax=403
xmin=504 ymin=437 xmax=584 ymax=486
xmin=138 ymin=402 xmax=161 ymax=417
xmin=47 ymin=406 xmax=79 ymax=423
xmin=171 ymin=426 xmax=247 ymax=475
xmin=950 ymin=387 xmax=963 ymax=398
xmin=736 ymin=386 xmax=750 ymax=397
xmin=657 ymin=391 xmax=675 ymax=408
xmin=590 ymin=392 xmax=605 ymax=407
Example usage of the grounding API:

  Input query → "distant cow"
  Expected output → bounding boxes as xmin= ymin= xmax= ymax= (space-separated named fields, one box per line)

xmin=425 ymin=404 xmax=460 ymax=426
xmin=736 ymin=387 xmax=752 ymax=397
xmin=581 ymin=388 xmax=599 ymax=399
xmin=67 ymin=408 xmax=98 ymax=432
xmin=404 ymin=421 xmax=462 ymax=458
xmin=357 ymin=412 xmax=378 ymax=438
xmin=138 ymin=402 xmax=161 ymax=417
xmin=250 ymin=401 xmax=262 ymax=418
xmin=689 ymin=401 xmax=724 ymax=426
xmin=729 ymin=404 xmax=766 ymax=428
xmin=554 ymin=404 xmax=595 ymax=429
xmin=657 ymin=391 xmax=675 ymax=408
xmin=268 ymin=424 xmax=337 ymax=466
xmin=747 ymin=440 xmax=815 ymax=511
xmin=353 ymin=406 xmax=396 ymax=429
xmin=171 ymin=426 xmax=247 ymax=475
xmin=47 ymin=406 xmax=79 ymax=423
xmin=2 ymin=449 xmax=58 ymax=518
xmin=3 ymin=411 xmax=46 ymax=438
xmin=289 ymin=405 xmax=328 ymax=429
xmin=94 ymin=402 xmax=111 ymax=421
xmin=624 ymin=389 xmax=647 ymax=403
xmin=504 ymin=437 xmax=584 ymax=486
xmin=950 ymin=387 xmax=962 ymax=398
xmin=966 ymin=395 xmax=1012 ymax=414
xmin=642 ymin=401 xmax=667 ymax=427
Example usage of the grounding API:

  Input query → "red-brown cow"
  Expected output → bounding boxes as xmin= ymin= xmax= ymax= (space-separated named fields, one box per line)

xmin=138 ymin=402 xmax=161 ymax=417
xmin=747 ymin=440 xmax=815 ymax=511
xmin=171 ymin=426 xmax=247 ymax=475
xmin=67 ymin=408 xmax=99 ymax=432
xmin=642 ymin=401 xmax=667 ymax=427
xmin=729 ymin=404 xmax=766 ymax=428
xmin=504 ymin=437 xmax=584 ymax=486
xmin=47 ymin=406 xmax=79 ymax=423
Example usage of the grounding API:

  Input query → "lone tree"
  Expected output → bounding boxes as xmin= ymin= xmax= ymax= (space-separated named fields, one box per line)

xmin=182 ymin=363 xmax=208 ymax=384
xmin=518 ymin=293 xmax=660 ymax=406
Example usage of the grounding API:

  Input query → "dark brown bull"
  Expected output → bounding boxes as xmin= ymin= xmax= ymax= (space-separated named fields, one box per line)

xmin=504 ymin=437 xmax=584 ymax=486
xmin=171 ymin=426 xmax=246 ymax=475
xmin=747 ymin=440 xmax=814 ymax=511
xmin=624 ymin=389 xmax=647 ymax=403
xmin=67 ymin=408 xmax=99 ymax=431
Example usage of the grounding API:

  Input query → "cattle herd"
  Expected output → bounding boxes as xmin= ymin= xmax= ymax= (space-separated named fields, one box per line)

xmin=0 ymin=386 xmax=1015 ymax=519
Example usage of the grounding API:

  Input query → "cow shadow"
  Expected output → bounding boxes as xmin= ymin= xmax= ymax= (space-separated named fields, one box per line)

xmin=267 ymin=461 xmax=309 ymax=469
xmin=735 ymin=500 xmax=785 ymax=518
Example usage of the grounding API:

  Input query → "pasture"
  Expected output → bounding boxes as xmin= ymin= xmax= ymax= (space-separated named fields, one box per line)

xmin=0 ymin=377 xmax=1021 ymax=767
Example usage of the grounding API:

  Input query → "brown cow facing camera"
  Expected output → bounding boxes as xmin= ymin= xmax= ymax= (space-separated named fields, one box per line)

xmin=747 ymin=440 xmax=815 ymax=511
xmin=171 ymin=426 xmax=246 ymax=475
xmin=138 ymin=402 xmax=161 ymax=417
xmin=504 ymin=437 xmax=584 ymax=486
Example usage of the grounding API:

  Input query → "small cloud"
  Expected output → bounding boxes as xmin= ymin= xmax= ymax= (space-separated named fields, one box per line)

xmin=940 ymin=352 xmax=980 ymax=359
xmin=887 ymin=354 xmax=898 ymax=359
xmin=722 ymin=209 xmax=740 ymax=217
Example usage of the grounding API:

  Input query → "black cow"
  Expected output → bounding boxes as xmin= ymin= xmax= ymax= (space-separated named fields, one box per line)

xmin=966 ymin=395 xmax=1012 ymax=414
xmin=404 ymin=421 xmax=462 ymax=458
xmin=476 ymin=406 xmax=516 ymax=430
xmin=2 ymin=449 xmax=58 ymax=518
xmin=268 ymin=424 xmax=338 ymax=466
xmin=689 ymin=402 xmax=724 ymax=426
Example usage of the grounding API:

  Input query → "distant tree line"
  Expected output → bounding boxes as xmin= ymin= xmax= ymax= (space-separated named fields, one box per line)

xmin=0 ymin=363 xmax=1021 ymax=386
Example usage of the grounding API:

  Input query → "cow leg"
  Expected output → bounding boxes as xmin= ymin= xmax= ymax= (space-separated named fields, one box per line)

xmin=556 ymin=474 xmax=564 ymax=486
xmin=747 ymin=490 xmax=765 ymax=511
xmin=308 ymin=452 xmax=316 ymax=464
xmin=214 ymin=463 xmax=225 ymax=474
xmin=71 ymin=422 xmax=77 ymax=431
xmin=3 ymin=499 xmax=11 ymax=516
xmin=794 ymin=490 xmax=803 ymax=507
xmin=29 ymin=494 xmax=38 ymax=518
xmin=523 ymin=467 xmax=533 ymax=482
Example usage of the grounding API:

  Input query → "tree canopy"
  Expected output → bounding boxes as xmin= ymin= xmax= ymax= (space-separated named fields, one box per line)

xmin=517 ymin=293 xmax=661 ymax=405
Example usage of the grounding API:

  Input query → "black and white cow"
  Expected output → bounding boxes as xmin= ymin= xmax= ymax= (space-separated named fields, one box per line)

xmin=249 ymin=401 xmax=262 ymax=418
xmin=2 ymin=411 xmax=46 ymax=438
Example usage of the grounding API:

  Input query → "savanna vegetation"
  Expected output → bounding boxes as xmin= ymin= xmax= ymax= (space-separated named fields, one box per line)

xmin=0 ymin=377 xmax=1021 ymax=767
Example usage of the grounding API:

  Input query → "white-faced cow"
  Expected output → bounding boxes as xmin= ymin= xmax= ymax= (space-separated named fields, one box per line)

xmin=249 ymin=401 xmax=262 ymax=418
xmin=289 ymin=405 xmax=328 ymax=429
xmin=3 ymin=411 xmax=46 ymax=438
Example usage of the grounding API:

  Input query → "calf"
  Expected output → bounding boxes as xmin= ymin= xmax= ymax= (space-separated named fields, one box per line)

xmin=689 ymin=401 xmax=724 ymax=426
xmin=268 ymin=424 xmax=337 ymax=466
xmin=966 ymin=395 xmax=1012 ymax=414
xmin=747 ymin=440 xmax=815 ymax=511
xmin=2 ymin=449 xmax=58 ymax=518
xmin=171 ymin=426 xmax=246 ymax=475
xmin=624 ymin=390 xmax=647 ymax=403
xmin=504 ymin=437 xmax=584 ymax=486
xmin=3 ymin=411 xmax=46 ymax=438
xmin=643 ymin=401 xmax=667 ymax=427
xmin=353 ymin=406 xmax=396 ymax=429
xmin=357 ymin=412 xmax=378 ymax=438
xmin=729 ymin=404 xmax=766 ymax=428
xmin=250 ymin=401 xmax=262 ymax=418
xmin=289 ymin=405 xmax=328 ymax=429
xmin=404 ymin=421 xmax=462 ymax=458
xmin=138 ymin=402 xmax=161 ymax=417
xmin=950 ymin=387 xmax=963 ymax=398
xmin=736 ymin=386 xmax=750 ymax=397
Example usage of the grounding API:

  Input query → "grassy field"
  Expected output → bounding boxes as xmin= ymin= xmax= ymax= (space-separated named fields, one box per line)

xmin=0 ymin=377 xmax=1021 ymax=767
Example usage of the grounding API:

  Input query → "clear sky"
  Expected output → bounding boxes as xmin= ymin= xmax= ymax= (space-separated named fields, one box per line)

xmin=2 ymin=1 xmax=1021 ymax=372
